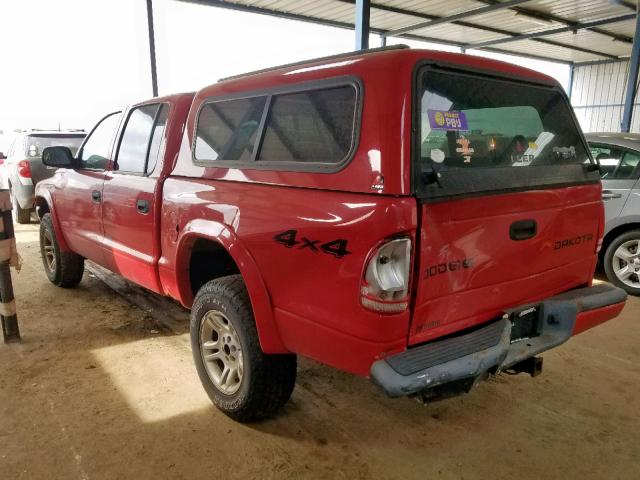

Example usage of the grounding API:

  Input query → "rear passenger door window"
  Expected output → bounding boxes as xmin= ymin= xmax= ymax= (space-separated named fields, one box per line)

xmin=616 ymin=151 xmax=640 ymax=179
xmin=590 ymin=144 xmax=640 ymax=180
xmin=116 ymin=104 xmax=168 ymax=174
xmin=146 ymin=106 xmax=169 ymax=174
xmin=590 ymin=144 xmax=624 ymax=179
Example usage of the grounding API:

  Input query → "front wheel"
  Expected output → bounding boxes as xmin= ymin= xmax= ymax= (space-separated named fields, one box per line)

xmin=190 ymin=275 xmax=297 ymax=422
xmin=603 ymin=230 xmax=640 ymax=296
xmin=39 ymin=213 xmax=84 ymax=288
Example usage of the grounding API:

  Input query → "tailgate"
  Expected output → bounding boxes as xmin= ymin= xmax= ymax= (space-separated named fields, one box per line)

xmin=409 ymin=184 xmax=602 ymax=346
xmin=410 ymin=65 xmax=603 ymax=346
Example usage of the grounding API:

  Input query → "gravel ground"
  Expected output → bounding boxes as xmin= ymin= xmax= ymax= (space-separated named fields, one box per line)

xmin=1 ymin=223 xmax=638 ymax=480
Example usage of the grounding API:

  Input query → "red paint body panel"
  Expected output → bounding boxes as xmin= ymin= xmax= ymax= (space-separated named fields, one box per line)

xmin=99 ymin=94 xmax=195 ymax=293
xmin=34 ymin=48 xmax=625 ymax=380
xmin=159 ymin=178 xmax=417 ymax=363
xmin=101 ymin=173 xmax=162 ymax=291
xmin=573 ymin=302 xmax=625 ymax=335
xmin=411 ymin=184 xmax=604 ymax=345
xmin=52 ymin=169 xmax=109 ymax=265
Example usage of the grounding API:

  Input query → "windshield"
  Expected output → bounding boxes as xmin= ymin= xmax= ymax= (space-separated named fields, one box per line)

xmin=416 ymin=68 xmax=596 ymax=199
xmin=24 ymin=134 xmax=86 ymax=157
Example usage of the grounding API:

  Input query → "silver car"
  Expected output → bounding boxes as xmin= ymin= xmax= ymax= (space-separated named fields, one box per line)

xmin=586 ymin=133 xmax=640 ymax=295
xmin=0 ymin=130 xmax=85 ymax=223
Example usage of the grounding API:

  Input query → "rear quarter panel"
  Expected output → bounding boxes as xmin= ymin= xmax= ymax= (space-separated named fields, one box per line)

xmin=160 ymin=178 xmax=417 ymax=375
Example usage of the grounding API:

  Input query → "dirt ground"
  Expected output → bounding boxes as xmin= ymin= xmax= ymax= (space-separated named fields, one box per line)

xmin=1 ymin=223 xmax=639 ymax=480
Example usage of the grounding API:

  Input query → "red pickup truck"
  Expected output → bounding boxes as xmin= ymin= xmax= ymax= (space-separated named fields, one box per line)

xmin=36 ymin=46 xmax=626 ymax=422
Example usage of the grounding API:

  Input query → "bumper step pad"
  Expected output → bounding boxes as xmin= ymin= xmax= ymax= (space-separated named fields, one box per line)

xmin=386 ymin=319 xmax=504 ymax=376
xmin=371 ymin=283 xmax=627 ymax=398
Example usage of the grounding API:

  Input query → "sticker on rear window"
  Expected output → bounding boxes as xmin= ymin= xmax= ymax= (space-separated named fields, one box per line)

xmin=427 ymin=110 xmax=468 ymax=131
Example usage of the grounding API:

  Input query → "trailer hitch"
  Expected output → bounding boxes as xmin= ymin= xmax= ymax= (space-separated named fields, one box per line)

xmin=505 ymin=356 xmax=543 ymax=377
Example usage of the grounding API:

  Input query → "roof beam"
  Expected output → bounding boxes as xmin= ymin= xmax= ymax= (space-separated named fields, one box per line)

xmin=336 ymin=0 xmax=621 ymax=59
xmin=468 ymin=13 xmax=636 ymax=49
xmin=475 ymin=0 xmax=634 ymax=43
xmin=574 ymin=57 xmax=630 ymax=67
xmin=605 ymin=0 xmax=636 ymax=11
xmin=176 ymin=0 xmax=571 ymax=64
xmin=383 ymin=0 xmax=531 ymax=38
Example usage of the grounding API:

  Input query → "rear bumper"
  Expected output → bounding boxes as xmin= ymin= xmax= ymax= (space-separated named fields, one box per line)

xmin=371 ymin=284 xmax=626 ymax=397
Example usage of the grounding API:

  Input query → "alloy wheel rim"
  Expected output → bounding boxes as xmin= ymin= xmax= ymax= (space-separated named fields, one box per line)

xmin=612 ymin=239 xmax=640 ymax=289
xmin=199 ymin=310 xmax=244 ymax=395
xmin=43 ymin=230 xmax=56 ymax=272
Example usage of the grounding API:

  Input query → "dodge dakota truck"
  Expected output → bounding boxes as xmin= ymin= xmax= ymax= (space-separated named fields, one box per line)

xmin=36 ymin=45 xmax=627 ymax=422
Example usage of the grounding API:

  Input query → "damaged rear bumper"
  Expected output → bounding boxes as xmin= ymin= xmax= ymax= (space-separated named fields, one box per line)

xmin=370 ymin=284 xmax=627 ymax=398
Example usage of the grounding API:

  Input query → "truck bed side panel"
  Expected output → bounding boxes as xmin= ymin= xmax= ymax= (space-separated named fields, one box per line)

xmin=159 ymin=178 xmax=417 ymax=375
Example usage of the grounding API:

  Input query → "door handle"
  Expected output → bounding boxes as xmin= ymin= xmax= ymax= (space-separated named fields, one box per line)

xmin=510 ymin=219 xmax=537 ymax=241
xmin=602 ymin=190 xmax=622 ymax=200
xmin=92 ymin=190 xmax=101 ymax=203
xmin=136 ymin=199 xmax=150 ymax=214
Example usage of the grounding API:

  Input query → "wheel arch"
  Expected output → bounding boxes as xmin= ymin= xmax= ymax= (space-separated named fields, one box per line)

xmin=175 ymin=219 xmax=287 ymax=354
xmin=34 ymin=192 xmax=71 ymax=252
xmin=601 ymin=221 xmax=640 ymax=263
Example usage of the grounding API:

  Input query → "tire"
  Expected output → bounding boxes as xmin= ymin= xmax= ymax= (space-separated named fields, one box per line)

xmin=11 ymin=190 xmax=31 ymax=224
xmin=190 ymin=275 xmax=296 ymax=422
xmin=603 ymin=229 xmax=640 ymax=296
xmin=39 ymin=213 xmax=84 ymax=288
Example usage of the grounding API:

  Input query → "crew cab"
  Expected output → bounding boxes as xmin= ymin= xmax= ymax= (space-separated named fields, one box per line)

xmin=35 ymin=46 xmax=627 ymax=422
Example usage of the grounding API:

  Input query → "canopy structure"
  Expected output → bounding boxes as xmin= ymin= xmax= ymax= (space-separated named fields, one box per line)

xmin=145 ymin=0 xmax=640 ymax=130
xmin=179 ymin=0 xmax=637 ymax=64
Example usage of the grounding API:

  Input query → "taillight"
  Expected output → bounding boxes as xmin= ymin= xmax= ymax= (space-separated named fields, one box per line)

xmin=17 ymin=160 xmax=31 ymax=178
xmin=361 ymin=237 xmax=412 ymax=313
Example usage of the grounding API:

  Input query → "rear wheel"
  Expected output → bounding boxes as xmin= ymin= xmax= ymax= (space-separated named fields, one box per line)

xmin=39 ymin=213 xmax=84 ymax=288
xmin=190 ymin=275 xmax=297 ymax=422
xmin=11 ymin=190 xmax=31 ymax=224
xmin=604 ymin=230 xmax=640 ymax=296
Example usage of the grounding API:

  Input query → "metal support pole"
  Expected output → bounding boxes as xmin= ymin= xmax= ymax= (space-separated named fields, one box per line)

xmin=0 ymin=191 xmax=20 ymax=343
xmin=146 ymin=0 xmax=159 ymax=97
xmin=380 ymin=34 xmax=387 ymax=47
xmin=621 ymin=10 xmax=640 ymax=132
xmin=567 ymin=64 xmax=575 ymax=100
xmin=355 ymin=0 xmax=370 ymax=50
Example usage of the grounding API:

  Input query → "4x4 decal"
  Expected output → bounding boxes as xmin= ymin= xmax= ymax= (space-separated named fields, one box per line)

xmin=274 ymin=230 xmax=351 ymax=259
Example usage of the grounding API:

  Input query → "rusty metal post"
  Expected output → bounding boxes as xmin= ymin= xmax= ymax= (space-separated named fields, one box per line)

xmin=0 ymin=189 xmax=20 ymax=343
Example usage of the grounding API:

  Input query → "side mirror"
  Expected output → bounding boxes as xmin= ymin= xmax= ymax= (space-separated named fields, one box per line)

xmin=42 ymin=146 xmax=76 ymax=168
xmin=0 ymin=152 xmax=6 ymax=161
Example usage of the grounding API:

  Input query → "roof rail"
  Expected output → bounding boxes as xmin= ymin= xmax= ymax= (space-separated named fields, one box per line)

xmin=219 ymin=44 xmax=410 ymax=82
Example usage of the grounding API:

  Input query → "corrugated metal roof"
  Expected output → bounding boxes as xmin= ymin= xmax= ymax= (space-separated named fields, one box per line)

xmin=189 ymin=0 xmax=638 ymax=64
